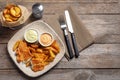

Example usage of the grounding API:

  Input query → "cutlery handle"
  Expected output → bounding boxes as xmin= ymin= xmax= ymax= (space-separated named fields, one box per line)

xmin=71 ymin=33 xmax=79 ymax=58
xmin=63 ymin=30 xmax=74 ymax=59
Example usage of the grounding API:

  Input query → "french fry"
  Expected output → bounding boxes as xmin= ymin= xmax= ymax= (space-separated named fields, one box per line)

xmin=13 ymin=40 xmax=20 ymax=51
xmin=42 ymin=50 xmax=49 ymax=55
xmin=43 ymin=56 xmax=49 ymax=62
xmin=31 ymin=58 xmax=42 ymax=65
xmin=46 ymin=57 xmax=54 ymax=62
xmin=36 ymin=48 xmax=43 ymax=53
xmin=13 ymin=39 xmax=60 ymax=72
xmin=43 ymin=62 xmax=49 ymax=66
xmin=30 ymin=44 xmax=39 ymax=48
xmin=49 ymin=50 xmax=55 ymax=58
xmin=26 ymin=61 xmax=31 ymax=67
xmin=29 ymin=47 xmax=36 ymax=53
xmin=32 ymin=53 xmax=40 ymax=58
xmin=50 ymin=47 xmax=59 ymax=54
xmin=16 ymin=56 xmax=21 ymax=63
xmin=51 ymin=40 xmax=60 ymax=53
xmin=16 ymin=55 xmax=23 ymax=63
xmin=43 ymin=47 xmax=58 ymax=54
xmin=32 ymin=64 xmax=44 ymax=72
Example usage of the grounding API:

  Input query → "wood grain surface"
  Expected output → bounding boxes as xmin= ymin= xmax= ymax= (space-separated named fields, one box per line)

xmin=0 ymin=0 xmax=120 ymax=80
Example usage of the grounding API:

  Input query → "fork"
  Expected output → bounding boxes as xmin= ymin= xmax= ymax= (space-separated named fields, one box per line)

xmin=58 ymin=15 xmax=74 ymax=59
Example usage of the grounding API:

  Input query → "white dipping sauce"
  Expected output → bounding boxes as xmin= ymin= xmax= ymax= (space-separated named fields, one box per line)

xmin=24 ymin=29 xmax=38 ymax=43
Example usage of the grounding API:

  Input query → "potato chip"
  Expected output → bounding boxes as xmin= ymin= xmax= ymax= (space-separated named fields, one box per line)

xmin=3 ymin=4 xmax=22 ymax=22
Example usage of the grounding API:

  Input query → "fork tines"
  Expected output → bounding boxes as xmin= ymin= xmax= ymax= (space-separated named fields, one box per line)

xmin=59 ymin=15 xmax=66 ymax=29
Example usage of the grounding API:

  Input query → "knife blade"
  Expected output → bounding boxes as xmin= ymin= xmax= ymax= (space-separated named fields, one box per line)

xmin=65 ymin=10 xmax=79 ymax=58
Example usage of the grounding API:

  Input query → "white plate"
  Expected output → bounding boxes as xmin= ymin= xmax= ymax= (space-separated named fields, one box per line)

xmin=7 ymin=20 xmax=65 ymax=77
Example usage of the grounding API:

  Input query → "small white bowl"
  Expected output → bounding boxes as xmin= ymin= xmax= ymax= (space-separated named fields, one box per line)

xmin=39 ymin=32 xmax=54 ymax=47
xmin=24 ymin=28 xmax=39 ymax=43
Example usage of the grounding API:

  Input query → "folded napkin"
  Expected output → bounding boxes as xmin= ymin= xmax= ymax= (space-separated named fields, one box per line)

xmin=43 ymin=6 xmax=94 ymax=55
xmin=67 ymin=6 xmax=94 ymax=51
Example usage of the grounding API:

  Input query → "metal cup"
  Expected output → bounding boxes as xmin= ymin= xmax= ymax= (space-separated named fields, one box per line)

xmin=32 ymin=3 xmax=44 ymax=19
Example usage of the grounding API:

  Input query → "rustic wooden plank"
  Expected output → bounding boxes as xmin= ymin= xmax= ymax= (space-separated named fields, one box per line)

xmin=0 ymin=2 xmax=119 ymax=14
xmin=78 ymin=15 xmax=120 ymax=43
xmin=95 ymin=34 xmax=120 ymax=44
xmin=1 ymin=44 xmax=120 ymax=69
xmin=56 ymin=44 xmax=120 ymax=68
xmin=79 ymin=15 xmax=120 ymax=25
xmin=0 ymin=0 xmax=118 ymax=3
xmin=0 ymin=44 xmax=16 ymax=69
xmin=1 ymin=0 xmax=23 ymax=2
xmin=22 ymin=0 xmax=119 ymax=4
xmin=0 ymin=69 xmax=120 ymax=80
xmin=39 ymin=3 xmax=120 ymax=15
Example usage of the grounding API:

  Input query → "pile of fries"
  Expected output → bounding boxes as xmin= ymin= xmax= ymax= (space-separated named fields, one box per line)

xmin=13 ymin=40 xmax=60 ymax=72
xmin=3 ymin=4 xmax=22 ymax=22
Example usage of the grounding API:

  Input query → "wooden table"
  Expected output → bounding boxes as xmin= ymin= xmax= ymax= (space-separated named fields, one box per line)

xmin=0 ymin=0 xmax=120 ymax=80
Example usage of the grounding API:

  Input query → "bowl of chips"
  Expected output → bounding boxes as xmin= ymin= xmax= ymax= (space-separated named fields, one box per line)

xmin=0 ymin=4 xmax=31 ymax=27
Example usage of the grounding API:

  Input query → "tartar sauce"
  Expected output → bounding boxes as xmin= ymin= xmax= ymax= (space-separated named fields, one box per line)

xmin=25 ymin=29 xmax=38 ymax=43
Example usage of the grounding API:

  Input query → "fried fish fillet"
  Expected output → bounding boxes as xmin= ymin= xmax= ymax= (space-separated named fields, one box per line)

xmin=16 ymin=41 xmax=32 ymax=63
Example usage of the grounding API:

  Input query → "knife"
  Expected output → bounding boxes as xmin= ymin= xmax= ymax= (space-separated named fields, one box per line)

xmin=65 ymin=10 xmax=79 ymax=58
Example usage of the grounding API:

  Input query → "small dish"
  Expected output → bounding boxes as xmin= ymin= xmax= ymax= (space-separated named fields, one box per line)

xmin=24 ymin=28 xmax=38 ymax=43
xmin=39 ymin=32 xmax=54 ymax=47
